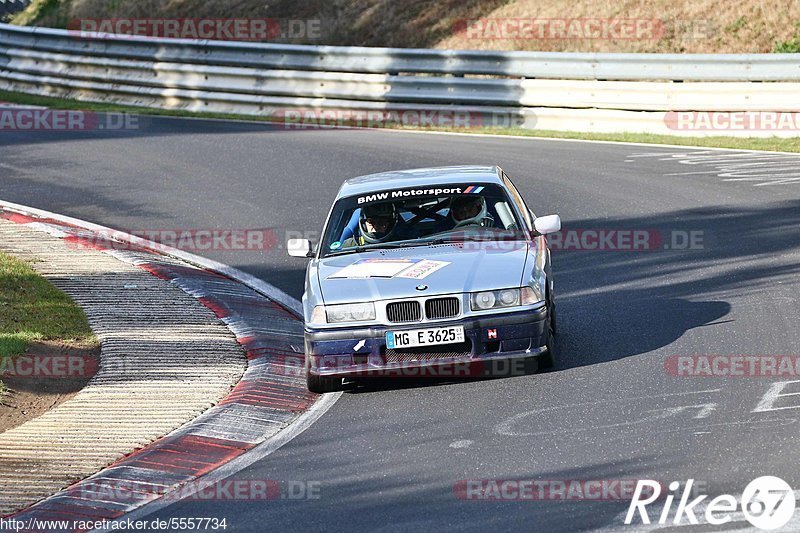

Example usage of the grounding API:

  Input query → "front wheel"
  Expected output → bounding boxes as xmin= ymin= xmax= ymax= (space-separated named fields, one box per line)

xmin=539 ymin=303 xmax=557 ymax=369
xmin=522 ymin=307 xmax=557 ymax=373
xmin=306 ymin=357 xmax=343 ymax=393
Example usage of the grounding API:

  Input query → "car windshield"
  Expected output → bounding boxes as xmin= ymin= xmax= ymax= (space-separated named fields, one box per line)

xmin=319 ymin=183 xmax=526 ymax=257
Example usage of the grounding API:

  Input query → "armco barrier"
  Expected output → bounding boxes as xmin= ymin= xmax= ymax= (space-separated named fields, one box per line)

xmin=1 ymin=22 xmax=800 ymax=136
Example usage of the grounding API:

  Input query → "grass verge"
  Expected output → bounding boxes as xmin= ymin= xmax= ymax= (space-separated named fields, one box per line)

xmin=0 ymin=250 xmax=98 ymax=395
xmin=2 ymin=89 xmax=800 ymax=153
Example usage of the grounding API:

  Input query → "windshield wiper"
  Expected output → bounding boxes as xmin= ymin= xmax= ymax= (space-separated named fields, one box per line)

xmin=324 ymin=242 xmax=413 ymax=257
xmin=370 ymin=237 xmax=467 ymax=248
xmin=387 ymin=238 xmax=447 ymax=248
xmin=323 ymin=236 xmax=483 ymax=257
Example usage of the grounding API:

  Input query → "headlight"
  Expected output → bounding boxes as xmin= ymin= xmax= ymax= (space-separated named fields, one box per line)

xmin=323 ymin=302 xmax=376 ymax=324
xmin=472 ymin=291 xmax=497 ymax=310
xmin=498 ymin=288 xmax=520 ymax=306
xmin=471 ymin=287 xmax=543 ymax=311
xmin=471 ymin=288 xmax=520 ymax=311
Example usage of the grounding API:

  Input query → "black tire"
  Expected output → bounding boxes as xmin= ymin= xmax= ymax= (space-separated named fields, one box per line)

xmin=307 ymin=373 xmax=342 ymax=393
xmin=522 ymin=295 xmax=557 ymax=374
xmin=306 ymin=357 xmax=343 ymax=393
xmin=306 ymin=357 xmax=342 ymax=394
xmin=539 ymin=300 xmax=558 ymax=369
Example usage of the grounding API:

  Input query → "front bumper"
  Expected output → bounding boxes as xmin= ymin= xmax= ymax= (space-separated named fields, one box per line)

xmin=305 ymin=306 xmax=550 ymax=379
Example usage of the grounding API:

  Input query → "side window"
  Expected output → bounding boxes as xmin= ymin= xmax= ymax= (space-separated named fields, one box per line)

xmin=502 ymin=172 xmax=533 ymax=230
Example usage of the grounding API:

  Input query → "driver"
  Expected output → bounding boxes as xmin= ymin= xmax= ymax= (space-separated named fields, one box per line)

xmin=450 ymin=195 xmax=489 ymax=227
xmin=342 ymin=203 xmax=399 ymax=247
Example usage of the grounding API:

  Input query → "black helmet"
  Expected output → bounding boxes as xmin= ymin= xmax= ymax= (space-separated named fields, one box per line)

xmin=359 ymin=203 xmax=399 ymax=244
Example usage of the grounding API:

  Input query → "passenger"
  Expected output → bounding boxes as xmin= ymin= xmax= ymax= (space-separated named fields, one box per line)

xmin=450 ymin=195 xmax=491 ymax=228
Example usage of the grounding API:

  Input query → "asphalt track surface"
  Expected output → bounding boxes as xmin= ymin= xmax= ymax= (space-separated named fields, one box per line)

xmin=2 ymin=117 xmax=800 ymax=531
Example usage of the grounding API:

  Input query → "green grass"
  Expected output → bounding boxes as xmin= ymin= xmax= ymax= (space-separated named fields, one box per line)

xmin=774 ymin=38 xmax=800 ymax=53
xmin=725 ymin=16 xmax=748 ymax=34
xmin=2 ymin=89 xmax=800 ymax=153
xmin=451 ymin=127 xmax=800 ymax=153
xmin=0 ymin=250 xmax=97 ymax=393
xmin=774 ymin=22 xmax=800 ymax=52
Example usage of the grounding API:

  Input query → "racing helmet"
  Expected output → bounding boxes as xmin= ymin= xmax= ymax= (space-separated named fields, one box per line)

xmin=359 ymin=203 xmax=399 ymax=244
xmin=450 ymin=195 xmax=488 ymax=228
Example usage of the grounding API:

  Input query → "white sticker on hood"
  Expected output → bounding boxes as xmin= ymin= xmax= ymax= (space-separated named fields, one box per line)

xmin=328 ymin=258 xmax=418 ymax=279
xmin=328 ymin=258 xmax=450 ymax=280
xmin=395 ymin=260 xmax=450 ymax=279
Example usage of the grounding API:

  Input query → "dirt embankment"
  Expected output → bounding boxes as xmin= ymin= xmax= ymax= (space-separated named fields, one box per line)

xmin=11 ymin=0 xmax=800 ymax=53
xmin=0 ymin=341 xmax=99 ymax=433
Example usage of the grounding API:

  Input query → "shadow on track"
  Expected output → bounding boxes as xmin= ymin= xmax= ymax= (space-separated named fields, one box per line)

xmin=151 ymin=454 xmax=683 ymax=533
xmin=553 ymin=198 xmax=800 ymax=369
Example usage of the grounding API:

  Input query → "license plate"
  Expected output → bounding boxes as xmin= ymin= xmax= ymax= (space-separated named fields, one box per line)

xmin=386 ymin=326 xmax=465 ymax=349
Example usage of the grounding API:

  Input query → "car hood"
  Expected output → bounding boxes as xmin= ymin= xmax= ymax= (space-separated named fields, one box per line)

xmin=316 ymin=242 xmax=530 ymax=304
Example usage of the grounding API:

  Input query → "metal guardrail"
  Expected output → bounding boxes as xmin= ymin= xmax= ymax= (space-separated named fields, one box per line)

xmin=3 ymin=23 xmax=800 ymax=81
xmin=1 ymin=22 xmax=798 ymax=137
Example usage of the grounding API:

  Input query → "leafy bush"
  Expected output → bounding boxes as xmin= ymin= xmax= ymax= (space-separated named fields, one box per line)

xmin=774 ymin=21 xmax=800 ymax=52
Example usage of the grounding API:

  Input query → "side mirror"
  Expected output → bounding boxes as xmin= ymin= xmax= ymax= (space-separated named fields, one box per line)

xmin=287 ymin=238 xmax=314 ymax=258
xmin=533 ymin=214 xmax=561 ymax=235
